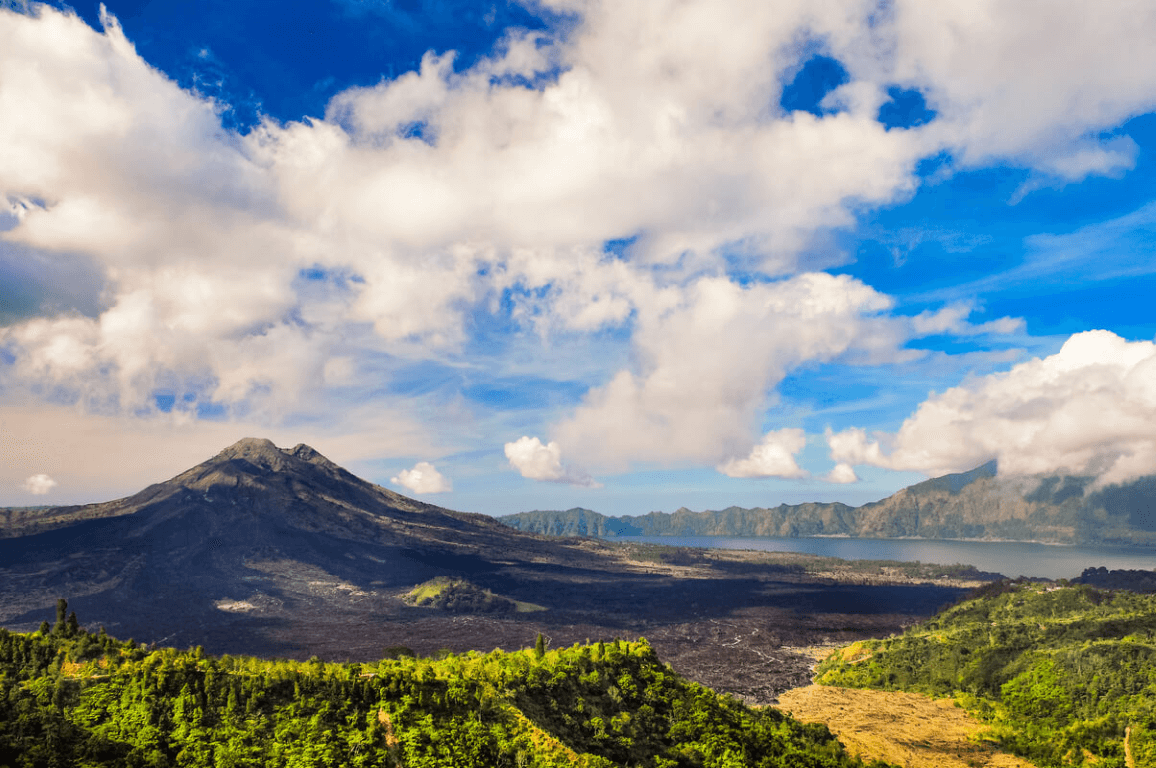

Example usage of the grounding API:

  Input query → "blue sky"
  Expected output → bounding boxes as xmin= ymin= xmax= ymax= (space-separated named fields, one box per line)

xmin=3 ymin=0 xmax=1156 ymax=515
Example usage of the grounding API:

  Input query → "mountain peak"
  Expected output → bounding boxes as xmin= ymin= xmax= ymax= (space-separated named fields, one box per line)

xmin=218 ymin=437 xmax=284 ymax=460
xmin=203 ymin=437 xmax=305 ymax=477
xmin=289 ymin=443 xmax=320 ymax=460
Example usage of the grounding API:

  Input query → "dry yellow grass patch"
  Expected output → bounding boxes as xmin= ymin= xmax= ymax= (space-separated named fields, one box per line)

xmin=778 ymin=685 xmax=1039 ymax=768
xmin=837 ymin=642 xmax=874 ymax=664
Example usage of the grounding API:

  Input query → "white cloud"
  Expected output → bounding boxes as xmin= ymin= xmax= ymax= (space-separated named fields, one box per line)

xmin=824 ymin=463 xmax=859 ymax=484
xmin=827 ymin=330 xmax=1156 ymax=485
xmin=391 ymin=461 xmax=452 ymax=494
xmin=553 ymin=272 xmax=897 ymax=472
xmin=22 ymin=473 xmax=56 ymax=495
xmin=504 ymin=436 xmax=599 ymax=487
xmin=3 ymin=0 xmax=1156 ymax=492
xmin=909 ymin=303 xmax=1024 ymax=337
xmin=327 ymin=51 xmax=455 ymax=140
xmin=717 ymin=428 xmax=808 ymax=479
xmin=884 ymin=0 xmax=1156 ymax=183
xmin=3 ymin=1 xmax=1143 ymax=400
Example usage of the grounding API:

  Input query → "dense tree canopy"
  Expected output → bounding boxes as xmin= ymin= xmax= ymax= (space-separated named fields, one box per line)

xmin=0 ymin=614 xmax=888 ymax=768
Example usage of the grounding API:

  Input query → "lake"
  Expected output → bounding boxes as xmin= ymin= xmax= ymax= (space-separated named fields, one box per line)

xmin=609 ymin=535 xmax=1155 ymax=580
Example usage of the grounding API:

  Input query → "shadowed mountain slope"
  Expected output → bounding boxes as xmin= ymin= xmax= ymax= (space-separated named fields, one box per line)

xmin=0 ymin=438 xmax=602 ymax=650
xmin=501 ymin=460 xmax=1156 ymax=546
xmin=4 ymin=438 xmax=522 ymax=548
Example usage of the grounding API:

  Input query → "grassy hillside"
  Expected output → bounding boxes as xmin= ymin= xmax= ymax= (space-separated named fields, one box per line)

xmin=815 ymin=581 xmax=1156 ymax=767
xmin=778 ymin=685 xmax=1037 ymax=768
xmin=0 ymin=602 xmax=890 ymax=767
xmin=403 ymin=577 xmax=546 ymax=614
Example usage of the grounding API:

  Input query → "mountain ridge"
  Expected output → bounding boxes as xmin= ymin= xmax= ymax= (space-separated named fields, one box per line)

xmin=499 ymin=460 xmax=1156 ymax=546
xmin=0 ymin=437 xmax=603 ymax=653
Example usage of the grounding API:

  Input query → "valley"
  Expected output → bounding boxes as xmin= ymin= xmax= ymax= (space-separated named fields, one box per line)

xmin=2 ymin=439 xmax=1153 ymax=767
xmin=0 ymin=524 xmax=980 ymax=705
xmin=0 ymin=438 xmax=986 ymax=706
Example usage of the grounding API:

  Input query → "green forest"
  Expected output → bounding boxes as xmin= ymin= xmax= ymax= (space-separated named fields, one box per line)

xmin=816 ymin=581 xmax=1156 ymax=767
xmin=0 ymin=601 xmax=888 ymax=768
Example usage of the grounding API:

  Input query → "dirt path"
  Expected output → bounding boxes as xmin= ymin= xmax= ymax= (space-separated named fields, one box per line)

xmin=777 ymin=685 xmax=1038 ymax=768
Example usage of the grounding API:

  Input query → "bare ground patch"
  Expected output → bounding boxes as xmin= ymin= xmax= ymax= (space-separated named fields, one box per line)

xmin=778 ymin=685 xmax=1038 ymax=768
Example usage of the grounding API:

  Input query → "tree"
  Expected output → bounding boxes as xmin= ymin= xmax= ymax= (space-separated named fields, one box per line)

xmin=534 ymin=633 xmax=547 ymax=659
xmin=54 ymin=598 xmax=67 ymax=634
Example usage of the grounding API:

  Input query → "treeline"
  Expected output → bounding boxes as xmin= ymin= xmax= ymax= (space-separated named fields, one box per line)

xmin=815 ymin=581 xmax=1156 ymax=767
xmin=497 ymin=504 xmax=858 ymax=539
xmin=0 ymin=601 xmax=890 ymax=768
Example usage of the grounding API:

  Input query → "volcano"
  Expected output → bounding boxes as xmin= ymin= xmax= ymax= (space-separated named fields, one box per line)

xmin=0 ymin=438 xmax=595 ymax=652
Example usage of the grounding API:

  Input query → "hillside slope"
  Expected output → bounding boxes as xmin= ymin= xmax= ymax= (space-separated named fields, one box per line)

xmin=0 ymin=614 xmax=886 ymax=768
xmin=814 ymin=580 xmax=1156 ymax=767
xmin=778 ymin=685 xmax=1037 ymax=768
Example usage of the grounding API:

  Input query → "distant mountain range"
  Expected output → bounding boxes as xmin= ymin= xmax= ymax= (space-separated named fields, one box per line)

xmin=499 ymin=461 xmax=1156 ymax=547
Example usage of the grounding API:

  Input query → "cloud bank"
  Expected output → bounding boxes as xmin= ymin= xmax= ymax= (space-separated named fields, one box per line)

xmin=828 ymin=331 xmax=1156 ymax=485
xmin=3 ymin=0 xmax=1156 ymax=493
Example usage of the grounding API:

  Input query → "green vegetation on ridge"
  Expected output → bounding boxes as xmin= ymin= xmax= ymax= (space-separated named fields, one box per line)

xmin=815 ymin=581 xmax=1156 ymax=767
xmin=0 ymin=601 xmax=889 ymax=767
xmin=499 ymin=462 xmax=1156 ymax=546
xmin=403 ymin=577 xmax=546 ymax=614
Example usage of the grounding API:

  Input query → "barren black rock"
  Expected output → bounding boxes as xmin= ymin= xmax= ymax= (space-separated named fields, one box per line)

xmin=0 ymin=437 xmax=584 ymax=639
xmin=0 ymin=438 xmax=978 ymax=704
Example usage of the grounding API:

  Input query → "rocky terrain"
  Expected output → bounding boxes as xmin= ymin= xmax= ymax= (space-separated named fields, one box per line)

xmin=0 ymin=438 xmax=986 ymax=704
xmin=501 ymin=460 xmax=1156 ymax=546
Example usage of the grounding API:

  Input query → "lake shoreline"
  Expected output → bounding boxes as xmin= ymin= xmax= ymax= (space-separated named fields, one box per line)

xmin=601 ymin=531 xmax=1156 ymax=548
xmin=601 ymin=534 xmax=1155 ymax=581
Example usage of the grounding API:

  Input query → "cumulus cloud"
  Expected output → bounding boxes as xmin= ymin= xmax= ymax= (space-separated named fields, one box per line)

xmin=717 ymin=428 xmax=808 ymax=479
xmin=883 ymin=0 xmax=1156 ymax=182
xmin=504 ymin=436 xmax=599 ymax=487
xmin=391 ymin=461 xmax=452 ymax=494
xmin=824 ymin=463 xmax=859 ymax=484
xmin=552 ymin=273 xmax=900 ymax=472
xmin=23 ymin=473 xmax=56 ymax=495
xmin=827 ymin=330 xmax=1156 ymax=485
